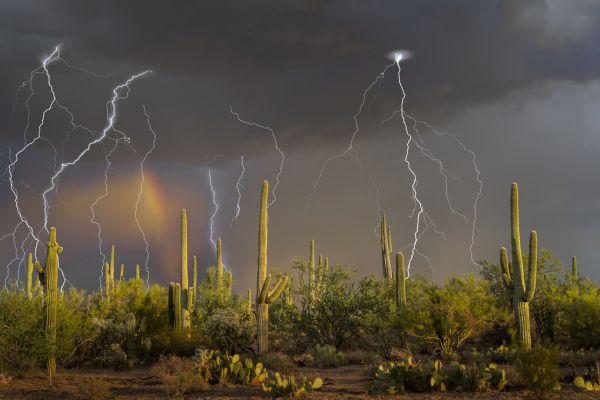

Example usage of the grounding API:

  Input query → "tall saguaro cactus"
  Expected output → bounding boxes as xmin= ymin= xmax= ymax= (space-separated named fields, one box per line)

xmin=256 ymin=180 xmax=288 ymax=355
xmin=571 ymin=256 xmax=578 ymax=281
xmin=396 ymin=252 xmax=407 ymax=309
xmin=180 ymin=209 xmax=191 ymax=330
xmin=380 ymin=214 xmax=393 ymax=283
xmin=104 ymin=262 xmax=111 ymax=300
xmin=110 ymin=245 xmax=115 ymax=289
xmin=36 ymin=227 xmax=63 ymax=382
xmin=500 ymin=182 xmax=538 ymax=350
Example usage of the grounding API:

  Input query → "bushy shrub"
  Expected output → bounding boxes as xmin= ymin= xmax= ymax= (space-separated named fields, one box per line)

xmin=309 ymin=344 xmax=346 ymax=368
xmin=0 ymin=289 xmax=47 ymax=377
xmin=152 ymin=355 xmax=207 ymax=396
xmin=204 ymin=307 xmax=254 ymax=354
xmin=75 ymin=376 xmax=111 ymax=400
xmin=260 ymin=352 xmax=295 ymax=374
xmin=515 ymin=345 xmax=560 ymax=399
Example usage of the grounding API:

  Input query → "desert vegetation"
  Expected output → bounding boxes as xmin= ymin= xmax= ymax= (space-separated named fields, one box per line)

xmin=2 ymin=180 xmax=600 ymax=399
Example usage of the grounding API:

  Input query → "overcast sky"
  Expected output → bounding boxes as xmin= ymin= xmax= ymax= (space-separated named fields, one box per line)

xmin=1 ymin=0 xmax=600 ymax=291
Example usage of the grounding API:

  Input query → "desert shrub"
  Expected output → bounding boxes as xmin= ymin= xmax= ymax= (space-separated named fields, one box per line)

xmin=556 ymin=284 xmax=600 ymax=349
xmin=515 ymin=345 xmax=560 ymax=399
xmin=75 ymin=376 xmax=111 ymax=400
xmin=204 ymin=307 xmax=254 ymax=354
xmin=309 ymin=344 xmax=346 ymax=368
xmin=260 ymin=352 xmax=295 ymax=374
xmin=0 ymin=288 xmax=47 ymax=377
xmin=96 ymin=343 xmax=128 ymax=371
xmin=268 ymin=291 xmax=301 ymax=353
xmin=417 ymin=276 xmax=499 ymax=359
xmin=296 ymin=264 xmax=375 ymax=350
xmin=152 ymin=355 xmax=207 ymax=396
xmin=486 ymin=344 xmax=516 ymax=364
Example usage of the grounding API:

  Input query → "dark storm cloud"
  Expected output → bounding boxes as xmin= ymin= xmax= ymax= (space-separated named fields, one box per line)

xmin=2 ymin=0 xmax=600 ymax=158
xmin=2 ymin=1 xmax=600 ymax=289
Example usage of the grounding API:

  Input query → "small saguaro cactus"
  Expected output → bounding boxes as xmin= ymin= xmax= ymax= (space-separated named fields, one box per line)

xmin=104 ymin=262 xmax=111 ymax=299
xmin=168 ymin=282 xmax=175 ymax=328
xmin=120 ymin=264 xmax=125 ymax=282
xmin=174 ymin=283 xmax=183 ymax=332
xmin=246 ymin=288 xmax=253 ymax=315
xmin=396 ymin=252 xmax=407 ymax=310
xmin=380 ymin=214 xmax=393 ymax=283
xmin=308 ymin=240 xmax=316 ymax=307
xmin=110 ymin=244 xmax=116 ymax=289
xmin=35 ymin=227 xmax=63 ymax=382
xmin=124 ymin=312 xmax=136 ymax=369
xmin=500 ymin=182 xmax=538 ymax=350
xmin=192 ymin=255 xmax=198 ymax=306
xmin=26 ymin=252 xmax=34 ymax=299
xmin=571 ymin=256 xmax=578 ymax=281
xmin=217 ymin=237 xmax=224 ymax=286
xmin=135 ymin=264 xmax=140 ymax=281
xmin=256 ymin=180 xmax=288 ymax=355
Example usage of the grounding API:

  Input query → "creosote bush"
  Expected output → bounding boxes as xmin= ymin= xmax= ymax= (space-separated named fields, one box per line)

xmin=515 ymin=345 xmax=560 ymax=399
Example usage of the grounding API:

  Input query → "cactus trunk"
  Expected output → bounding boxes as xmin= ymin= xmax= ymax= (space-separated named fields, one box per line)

xmin=181 ymin=209 xmax=190 ymax=330
xmin=217 ymin=237 xmax=224 ymax=286
xmin=43 ymin=227 xmax=62 ymax=382
xmin=124 ymin=313 xmax=136 ymax=369
xmin=380 ymin=214 xmax=393 ymax=283
xmin=256 ymin=180 xmax=288 ymax=355
xmin=135 ymin=264 xmax=140 ymax=281
xmin=110 ymin=245 xmax=115 ymax=289
xmin=26 ymin=253 xmax=33 ymax=299
xmin=395 ymin=252 xmax=407 ymax=309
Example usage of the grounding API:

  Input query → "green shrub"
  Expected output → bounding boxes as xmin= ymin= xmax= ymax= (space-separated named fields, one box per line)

xmin=309 ymin=344 xmax=346 ymax=368
xmin=204 ymin=307 xmax=254 ymax=354
xmin=0 ymin=289 xmax=47 ymax=377
xmin=515 ymin=346 xmax=560 ymax=399
xmin=260 ymin=352 xmax=295 ymax=374
xmin=152 ymin=355 xmax=207 ymax=396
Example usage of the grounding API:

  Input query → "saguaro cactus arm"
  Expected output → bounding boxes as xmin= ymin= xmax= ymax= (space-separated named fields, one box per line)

xmin=524 ymin=231 xmax=537 ymax=302
xmin=500 ymin=247 xmax=513 ymax=289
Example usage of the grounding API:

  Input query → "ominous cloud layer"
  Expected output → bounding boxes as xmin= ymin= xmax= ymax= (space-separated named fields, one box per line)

xmin=0 ymin=0 xmax=600 ymax=290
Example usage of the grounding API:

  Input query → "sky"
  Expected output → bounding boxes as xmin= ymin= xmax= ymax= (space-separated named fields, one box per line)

xmin=1 ymin=0 xmax=600 ymax=292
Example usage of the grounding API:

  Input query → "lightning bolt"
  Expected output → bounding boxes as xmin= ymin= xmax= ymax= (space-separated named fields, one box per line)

xmin=135 ymin=105 xmax=158 ymax=287
xmin=207 ymin=169 xmax=218 ymax=250
xmin=391 ymin=56 xmax=426 ymax=278
xmin=231 ymin=155 xmax=245 ymax=226
xmin=230 ymin=106 xmax=284 ymax=207
xmin=306 ymin=63 xmax=396 ymax=213
xmin=4 ymin=45 xmax=151 ymax=290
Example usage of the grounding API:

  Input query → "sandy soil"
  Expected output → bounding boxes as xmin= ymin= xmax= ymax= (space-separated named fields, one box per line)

xmin=2 ymin=365 xmax=600 ymax=399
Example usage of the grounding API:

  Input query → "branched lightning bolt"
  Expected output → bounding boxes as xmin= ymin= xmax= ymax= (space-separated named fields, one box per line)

xmin=90 ymin=72 xmax=151 ymax=290
xmin=208 ymin=169 xmax=218 ymax=250
xmin=231 ymin=155 xmax=245 ymax=226
xmin=136 ymin=106 xmax=158 ymax=287
xmin=306 ymin=63 xmax=395 ymax=213
xmin=230 ymin=106 xmax=284 ymax=207
xmin=4 ymin=45 xmax=151 ymax=289
xmin=392 ymin=58 xmax=426 ymax=278
xmin=408 ymin=116 xmax=483 ymax=265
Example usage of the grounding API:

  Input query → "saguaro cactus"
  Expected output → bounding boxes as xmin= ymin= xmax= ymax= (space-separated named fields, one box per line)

xmin=124 ymin=312 xmax=136 ymax=369
xmin=37 ymin=227 xmax=62 ymax=382
xmin=110 ymin=245 xmax=115 ymax=289
xmin=26 ymin=253 xmax=34 ymax=299
xmin=246 ymin=288 xmax=253 ymax=315
xmin=192 ymin=255 xmax=198 ymax=306
xmin=104 ymin=262 xmax=111 ymax=299
xmin=174 ymin=283 xmax=182 ymax=332
xmin=571 ymin=256 xmax=578 ymax=281
xmin=180 ymin=209 xmax=190 ymax=330
xmin=120 ymin=264 xmax=125 ymax=282
xmin=256 ymin=180 xmax=288 ymax=355
xmin=500 ymin=182 xmax=538 ymax=350
xmin=135 ymin=264 xmax=140 ymax=281
xmin=396 ymin=252 xmax=407 ymax=309
xmin=168 ymin=282 xmax=175 ymax=328
xmin=217 ymin=237 xmax=224 ymax=286
xmin=380 ymin=214 xmax=393 ymax=283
